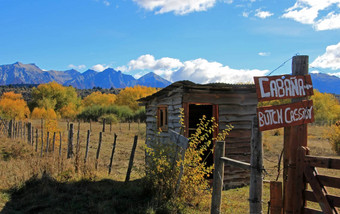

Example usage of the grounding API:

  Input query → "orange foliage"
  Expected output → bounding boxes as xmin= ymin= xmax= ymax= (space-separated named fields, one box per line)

xmin=82 ymin=91 xmax=117 ymax=107
xmin=31 ymin=107 xmax=58 ymax=120
xmin=59 ymin=103 xmax=78 ymax=120
xmin=0 ymin=91 xmax=30 ymax=120
xmin=115 ymin=85 xmax=158 ymax=111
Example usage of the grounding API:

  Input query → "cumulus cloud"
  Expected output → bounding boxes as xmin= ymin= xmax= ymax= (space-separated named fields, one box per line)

xmin=91 ymin=64 xmax=109 ymax=72
xmin=103 ymin=0 xmax=110 ymax=6
xmin=255 ymin=9 xmax=274 ymax=19
xmin=282 ymin=0 xmax=340 ymax=30
xmin=133 ymin=0 xmax=216 ymax=15
xmin=68 ymin=64 xmax=86 ymax=70
xmin=258 ymin=52 xmax=271 ymax=57
xmin=121 ymin=54 xmax=268 ymax=84
xmin=311 ymin=42 xmax=340 ymax=70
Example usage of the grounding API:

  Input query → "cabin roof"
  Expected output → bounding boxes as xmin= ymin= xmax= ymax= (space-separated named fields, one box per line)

xmin=138 ymin=80 xmax=256 ymax=103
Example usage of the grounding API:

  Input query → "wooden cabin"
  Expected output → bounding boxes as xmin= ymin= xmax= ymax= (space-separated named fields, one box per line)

xmin=138 ymin=80 xmax=258 ymax=188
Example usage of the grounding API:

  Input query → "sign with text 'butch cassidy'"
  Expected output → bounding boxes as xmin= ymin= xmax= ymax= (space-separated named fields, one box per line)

xmin=257 ymin=100 xmax=314 ymax=131
xmin=254 ymin=75 xmax=313 ymax=102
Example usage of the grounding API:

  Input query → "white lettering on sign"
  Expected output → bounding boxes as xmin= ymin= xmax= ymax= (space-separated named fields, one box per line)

xmin=258 ymin=102 xmax=313 ymax=131
xmin=258 ymin=76 xmax=312 ymax=99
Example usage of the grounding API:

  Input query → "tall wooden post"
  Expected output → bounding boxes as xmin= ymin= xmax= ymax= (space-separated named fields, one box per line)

xmin=211 ymin=141 xmax=225 ymax=214
xmin=250 ymin=117 xmax=263 ymax=213
xmin=102 ymin=119 xmax=106 ymax=132
xmin=283 ymin=55 xmax=309 ymax=214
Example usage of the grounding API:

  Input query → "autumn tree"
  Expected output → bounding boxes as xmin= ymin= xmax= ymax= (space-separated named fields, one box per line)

xmin=0 ymin=91 xmax=30 ymax=120
xmin=115 ymin=85 xmax=158 ymax=111
xmin=311 ymin=90 xmax=340 ymax=124
xmin=31 ymin=82 xmax=81 ymax=118
xmin=82 ymin=91 xmax=117 ymax=107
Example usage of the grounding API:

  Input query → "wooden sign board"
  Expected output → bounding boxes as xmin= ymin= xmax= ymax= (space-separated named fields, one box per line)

xmin=254 ymin=75 xmax=313 ymax=102
xmin=257 ymin=100 xmax=314 ymax=131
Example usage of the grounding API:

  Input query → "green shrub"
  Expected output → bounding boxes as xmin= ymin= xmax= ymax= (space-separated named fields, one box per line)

xmin=99 ymin=114 xmax=119 ymax=124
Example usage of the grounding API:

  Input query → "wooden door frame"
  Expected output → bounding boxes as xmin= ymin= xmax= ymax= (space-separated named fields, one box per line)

xmin=183 ymin=102 xmax=219 ymax=139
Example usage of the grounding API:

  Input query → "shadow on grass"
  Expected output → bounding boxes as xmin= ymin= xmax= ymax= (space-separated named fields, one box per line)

xmin=0 ymin=174 xmax=154 ymax=214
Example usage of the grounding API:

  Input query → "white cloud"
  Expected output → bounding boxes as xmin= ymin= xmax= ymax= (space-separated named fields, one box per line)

xmin=91 ymin=64 xmax=109 ymax=72
xmin=311 ymin=42 xmax=340 ymax=70
xmin=258 ymin=52 xmax=271 ymax=57
xmin=133 ymin=0 xmax=216 ymax=15
xmin=314 ymin=12 xmax=340 ymax=30
xmin=127 ymin=54 xmax=183 ymax=80
xmin=255 ymin=9 xmax=274 ymax=19
xmin=68 ymin=64 xmax=86 ymax=70
xmin=120 ymin=54 xmax=268 ymax=84
xmin=282 ymin=0 xmax=340 ymax=30
xmin=311 ymin=70 xmax=320 ymax=74
xmin=328 ymin=72 xmax=340 ymax=77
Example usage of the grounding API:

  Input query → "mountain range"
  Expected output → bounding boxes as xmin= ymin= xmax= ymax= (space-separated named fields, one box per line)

xmin=0 ymin=62 xmax=171 ymax=89
xmin=0 ymin=62 xmax=339 ymax=95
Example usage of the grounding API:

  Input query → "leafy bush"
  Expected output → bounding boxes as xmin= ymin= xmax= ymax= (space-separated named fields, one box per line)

xmin=325 ymin=121 xmax=340 ymax=154
xmin=144 ymin=112 xmax=232 ymax=212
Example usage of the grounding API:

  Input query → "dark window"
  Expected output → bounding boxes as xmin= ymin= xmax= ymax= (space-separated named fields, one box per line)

xmin=157 ymin=106 xmax=168 ymax=131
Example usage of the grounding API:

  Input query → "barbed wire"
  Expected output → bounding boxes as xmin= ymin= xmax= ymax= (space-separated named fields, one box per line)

xmin=266 ymin=53 xmax=300 ymax=76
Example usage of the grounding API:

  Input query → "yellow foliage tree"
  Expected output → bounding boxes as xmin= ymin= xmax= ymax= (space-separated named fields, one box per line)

xmin=311 ymin=90 xmax=340 ymax=124
xmin=59 ymin=103 xmax=79 ymax=120
xmin=115 ymin=85 xmax=158 ymax=111
xmin=31 ymin=81 xmax=81 ymax=118
xmin=82 ymin=91 xmax=117 ymax=107
xmin=0 ymin=91 xmax=30 ymax=120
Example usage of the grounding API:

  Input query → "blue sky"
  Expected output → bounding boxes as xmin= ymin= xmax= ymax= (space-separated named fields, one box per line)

xmin=0 ymin=0 xmax=339 ymax=83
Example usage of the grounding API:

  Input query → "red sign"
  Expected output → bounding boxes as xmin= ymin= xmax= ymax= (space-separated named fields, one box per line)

xmin=254 ymin=75 xmax=313 ymax=102
xmin=257 ymin=100 xmax=314 ymax=131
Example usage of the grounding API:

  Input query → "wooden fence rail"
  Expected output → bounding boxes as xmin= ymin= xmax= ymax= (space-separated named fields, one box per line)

xmin=299 ymin=146 xmax=340 ymax=214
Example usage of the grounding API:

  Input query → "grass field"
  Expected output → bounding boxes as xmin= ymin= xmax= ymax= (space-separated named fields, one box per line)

xmin=0 ymin=121 xmax=339 ymax=213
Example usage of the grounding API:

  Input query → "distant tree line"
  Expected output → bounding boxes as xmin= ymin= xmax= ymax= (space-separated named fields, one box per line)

xmin=0 ymin=82 xmax=158 ymax=123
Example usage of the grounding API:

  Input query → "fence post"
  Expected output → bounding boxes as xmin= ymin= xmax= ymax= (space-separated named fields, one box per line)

xmin=75 ymin=122 xmax=81 ymax=173
xmin=95 ymin=132 xmax=103 ymax=170
xmin=35 ymin=128 xmax=38 ymax=152
xmin=250 ymin=116 xmax=263 ymax=214
xmin=67 ymin=124 xmax=74 ymax=159
xmin=52 ymin=132 xmax=56 ymax=153
xmin=270 ymin=181 xmax=283 ymax=214
xmin=211 ymin=141 xmax=225 ymax=214
xmin=27 ymin=122 xmax=32 ymax=145
xmin=84 ymin=130 xmax=90 ymax=164
xmin=125 ymin=135 xmax=138 ymax=183
xmin=102 ymin=119 xmax=106 ymax=132
xmin=46 ymin=132 xmax=50 ymax=153
xmin=8 ymin=120 xmax=12 ymax=138
xmin=108 ymin=133 xmax=117 ymax=175
xmin=59 ymin=132 xmax=62 ymax=157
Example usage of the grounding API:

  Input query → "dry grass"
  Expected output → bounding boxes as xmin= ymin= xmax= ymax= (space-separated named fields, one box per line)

xmin=0 ymin=121 xmax=339 ymax=213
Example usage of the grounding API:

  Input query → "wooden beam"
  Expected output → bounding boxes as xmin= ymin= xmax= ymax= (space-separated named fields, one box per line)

xmin=304 ymin=166 xmax=336 ymax=213
xmin=305 ymin=156 xmax=340 ymax=170
xmin=220 ymin=157 xmax=251 ymax=170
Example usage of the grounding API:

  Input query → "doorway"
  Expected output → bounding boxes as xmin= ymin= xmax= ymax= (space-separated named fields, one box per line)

xmin=186 ymin=103 xmax=217 ymax=170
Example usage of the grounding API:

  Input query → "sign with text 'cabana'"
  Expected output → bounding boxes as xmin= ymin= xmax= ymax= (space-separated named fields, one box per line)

xmin=254 ymin=75 xmax=313 ymax=102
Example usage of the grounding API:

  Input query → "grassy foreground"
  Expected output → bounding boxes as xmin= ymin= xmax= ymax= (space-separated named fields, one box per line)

xmin=0 ymin=122 xmax=338 ymax=213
